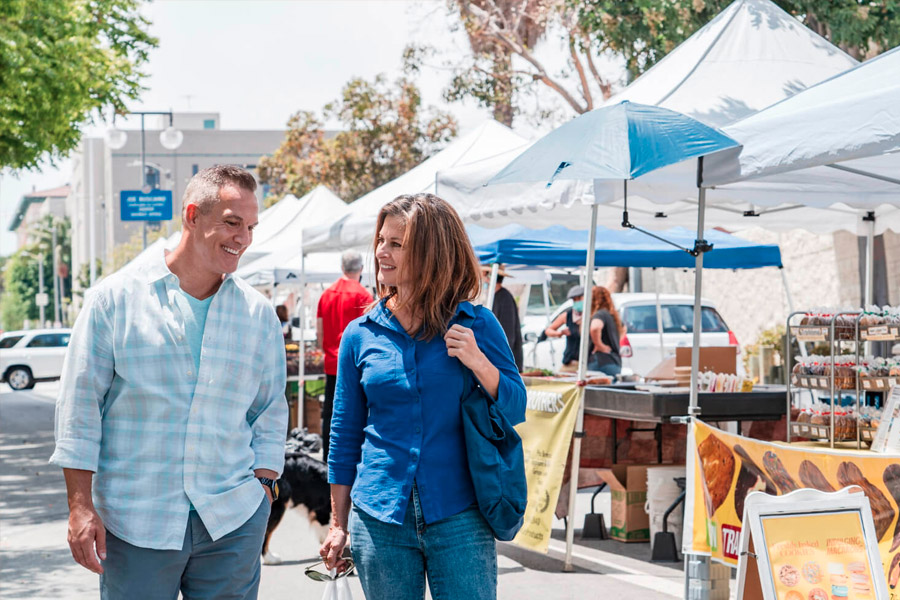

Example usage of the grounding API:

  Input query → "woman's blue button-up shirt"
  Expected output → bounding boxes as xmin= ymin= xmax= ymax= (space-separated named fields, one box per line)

xmin=328 ymin=300 xmax=526 ymax=525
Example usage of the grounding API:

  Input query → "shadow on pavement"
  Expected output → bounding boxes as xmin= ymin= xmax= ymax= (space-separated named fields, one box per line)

xmin=0 ymin=546 xmax=93 ymax=599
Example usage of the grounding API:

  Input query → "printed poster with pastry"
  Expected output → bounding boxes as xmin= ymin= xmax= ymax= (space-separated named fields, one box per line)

xmin=761 ymin=511 xmax=876 ymax=600
xmin=686 ymin=419 xmax=900 ymax=597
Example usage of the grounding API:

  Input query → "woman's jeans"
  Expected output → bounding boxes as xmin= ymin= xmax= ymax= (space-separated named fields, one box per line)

xmin=349 ymin=486 xmax=497 ymax=600
xmin=588 ymin=358 xmax=622 ymax=377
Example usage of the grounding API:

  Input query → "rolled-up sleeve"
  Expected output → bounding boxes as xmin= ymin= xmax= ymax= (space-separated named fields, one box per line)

xmin=50 ymin=290 xmax=115 ymax=471
xmin=474 ymin=308 xmax=527 ymax=425
xmin=247 ymin=310 xmax=288 ymax=475
xmin=328 ymin=325 xmax=367 ymax=486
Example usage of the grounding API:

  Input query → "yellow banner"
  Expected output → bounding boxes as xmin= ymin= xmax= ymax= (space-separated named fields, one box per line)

xmin=512 ymin=381 xmax=581 ymax=553
xmin=688 ymin=419 xmax=900 ymax=596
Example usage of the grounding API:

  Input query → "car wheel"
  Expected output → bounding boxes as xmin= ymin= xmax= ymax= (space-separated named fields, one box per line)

xmin=7 ymin=367 xmax=34 ymax=391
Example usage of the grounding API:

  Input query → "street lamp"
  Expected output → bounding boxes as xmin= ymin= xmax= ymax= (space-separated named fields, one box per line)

xmin=107 ymin=111 xmax=184 ymax=248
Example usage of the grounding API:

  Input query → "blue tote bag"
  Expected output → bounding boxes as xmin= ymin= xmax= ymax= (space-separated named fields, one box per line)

xmin=457 ymin=309 xmax=527 ymax=541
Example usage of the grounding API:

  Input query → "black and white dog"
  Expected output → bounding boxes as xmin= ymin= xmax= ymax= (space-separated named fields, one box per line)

xmin=262 ymin=429 xmax=332 ymax=565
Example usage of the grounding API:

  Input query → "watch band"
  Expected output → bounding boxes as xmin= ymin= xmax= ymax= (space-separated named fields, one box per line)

xmin=257 ymin=477 xmax=279 ymax=501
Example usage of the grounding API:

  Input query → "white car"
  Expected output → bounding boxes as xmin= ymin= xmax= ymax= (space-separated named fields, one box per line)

xmin=0 ymin=328 xmax=72 ymax=391
xmin=522 ymin=294 xmax=739 ymax=376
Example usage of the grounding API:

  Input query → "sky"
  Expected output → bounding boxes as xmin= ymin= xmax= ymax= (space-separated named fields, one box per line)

xmin=0 ymin=1 xmax=492 ymax=256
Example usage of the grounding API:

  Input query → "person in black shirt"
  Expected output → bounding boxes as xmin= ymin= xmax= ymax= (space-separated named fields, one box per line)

xmin=482 ymin=265 xmax=524 ymax=371
xmin=587 ymin=285 xmax=624 ymax=377
xmin=544 ymin=285 xmax=585 ymax=373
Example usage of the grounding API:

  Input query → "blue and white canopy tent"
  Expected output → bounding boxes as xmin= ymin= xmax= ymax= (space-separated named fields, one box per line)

xmin=468 ymin=224 xmax=782 ymax=270
xmin=485 ymin=99 xmax=740 ymax=570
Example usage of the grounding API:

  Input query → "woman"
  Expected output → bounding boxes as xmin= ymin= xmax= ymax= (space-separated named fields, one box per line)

xmin=320 ymin=193 xmax=526 ymax=600
xmin=587 ymin=286 xmax=624 ymax=377
xmin=543 ymin=285 xmax=585 ymax=373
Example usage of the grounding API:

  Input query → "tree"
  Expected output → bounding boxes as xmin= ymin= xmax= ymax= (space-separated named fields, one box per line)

xmin=437 ymin=0 xmax=900 ymax=125
xmin=0 ymin=0 xmax=156 ymax=169
xmin=258 ymin=75 xmax=457 ymax=205
xmin=0 ymin=215 xmax=72 ymax=330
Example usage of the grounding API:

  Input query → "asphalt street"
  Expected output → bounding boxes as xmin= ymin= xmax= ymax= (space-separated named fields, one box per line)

xmin=0 ymin=381 xmax=686 ymax=599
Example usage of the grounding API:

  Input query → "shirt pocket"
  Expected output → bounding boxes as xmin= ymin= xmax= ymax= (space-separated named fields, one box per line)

xmin=359 ymin=349 xmax=404 ymax=401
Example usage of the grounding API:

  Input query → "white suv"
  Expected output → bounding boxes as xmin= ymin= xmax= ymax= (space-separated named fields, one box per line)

xmin=0 ymin=329 xmax=72 ymax=391
xmin=522 ymin=294 xmax=739 ymax=376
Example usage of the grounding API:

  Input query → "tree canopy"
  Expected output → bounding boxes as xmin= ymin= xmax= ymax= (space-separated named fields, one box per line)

xmin=0 ymin=0 xmax=156 ymax=169
xmin=258 ymin=75 xmax=457 ymax=205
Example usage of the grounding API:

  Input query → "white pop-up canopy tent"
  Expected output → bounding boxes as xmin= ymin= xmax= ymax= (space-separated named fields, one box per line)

xmin=240 ymin=186 xmax=349 ymax=266
xmin=301 ymin=120 xmax=532 ymax=253
xmin=436 ymin=0 xmax=899 ymax=236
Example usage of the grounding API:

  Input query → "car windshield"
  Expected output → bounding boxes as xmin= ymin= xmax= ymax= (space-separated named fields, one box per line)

xmin=26 ymin=333 xmax=71 ymax=348
xmin=622 ymin=305 xmax=729 ymax=333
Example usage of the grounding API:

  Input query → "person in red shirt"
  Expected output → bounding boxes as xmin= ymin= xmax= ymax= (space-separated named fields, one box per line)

xmin=317 ymin=250 xmax=373 ymax=464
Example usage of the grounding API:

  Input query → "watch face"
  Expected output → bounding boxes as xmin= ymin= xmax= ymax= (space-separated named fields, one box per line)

xmin=273 ymin=481 xmax=280 ymax=500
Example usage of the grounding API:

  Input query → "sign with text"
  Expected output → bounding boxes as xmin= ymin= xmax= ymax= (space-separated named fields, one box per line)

xmin=686 ymin=419 xmax=900 ymax=598
xmin=120 ymin=189 xmax=173 ymax=221
xmin=735 ymin=488 xmax=888 ymax=600
xmin=511 ymin=381 xmax=581 ymax=553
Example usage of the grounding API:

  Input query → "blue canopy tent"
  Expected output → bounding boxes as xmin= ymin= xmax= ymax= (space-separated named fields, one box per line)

xmin=468 ymin=224 xmax=783 ymax=269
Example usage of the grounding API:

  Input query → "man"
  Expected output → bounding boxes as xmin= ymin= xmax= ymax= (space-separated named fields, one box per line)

xmin=317 ymin=249 xmax=373 ymax=464
xmin=51 ymin=165 xmax=288 ymax=599
xmin=483 ymin=265 xmax=524 ymax=372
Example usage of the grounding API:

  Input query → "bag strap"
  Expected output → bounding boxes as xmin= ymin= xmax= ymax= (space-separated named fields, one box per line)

xmin=453 ymin=304 xmax=486 ymax=395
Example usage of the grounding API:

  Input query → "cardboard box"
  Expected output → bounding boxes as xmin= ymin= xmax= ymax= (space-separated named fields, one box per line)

xmin=675 ymin=346 xmax=737 ymax=375
xmin=597 ymin=465 xmax=650 ymax=542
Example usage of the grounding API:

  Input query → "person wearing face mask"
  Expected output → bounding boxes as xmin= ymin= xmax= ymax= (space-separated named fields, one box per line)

xmin=543 ymin=285 xmax=585 ymax=373
xmin=320 ymin=193 xmax=526 ymax=600
xmin=481 ymin=265 xmax=524 ymax=372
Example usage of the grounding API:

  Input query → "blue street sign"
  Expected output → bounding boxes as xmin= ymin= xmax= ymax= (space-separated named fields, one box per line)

xmin=120 ymin=189 xmax=173 ymax=221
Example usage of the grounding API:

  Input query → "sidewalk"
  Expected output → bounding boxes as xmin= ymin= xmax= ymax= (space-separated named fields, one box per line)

xmin=0 ymin=382 xmax=684 ymax=599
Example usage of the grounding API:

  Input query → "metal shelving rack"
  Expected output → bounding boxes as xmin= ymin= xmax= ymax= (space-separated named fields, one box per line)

xmin=785 ymin=310 xmax=900 ymax=448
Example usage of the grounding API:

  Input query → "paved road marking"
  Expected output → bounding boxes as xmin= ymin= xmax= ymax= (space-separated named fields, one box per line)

xmin=546 ymin=541 xmax=683 ymax=598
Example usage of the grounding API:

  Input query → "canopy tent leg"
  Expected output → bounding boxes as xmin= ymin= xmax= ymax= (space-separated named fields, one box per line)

xmin=486 ymin=263 xmax=500 ymax=310
xmin=655 ymin=268 xmax=665 ymax=363
xmin=689 ymin=175 xmax=706 ymax=415
xmin=564 ymin=194 xmax=600 ymax=572
xmin=542 ymin=276 xmax=556 ymax=366
xmin=864 ymin=212 xmax=875 ymax=307
xmin=297 ymin=245 xmax=307 ymax=430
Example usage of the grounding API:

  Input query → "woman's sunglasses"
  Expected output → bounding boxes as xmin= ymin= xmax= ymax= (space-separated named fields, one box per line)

xmin=304 ymin=558 xmax=356 ymax=582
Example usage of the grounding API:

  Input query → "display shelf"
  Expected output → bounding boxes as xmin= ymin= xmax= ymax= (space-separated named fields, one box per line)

xmin=860 ymin=376 xmax=900 ymax=390
xmin=790 ymin=422 xmax=873 ymax=443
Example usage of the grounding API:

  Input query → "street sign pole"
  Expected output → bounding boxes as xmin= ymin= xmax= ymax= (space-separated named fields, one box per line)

xmin=140 ymin=113 xmax=147 ymax=250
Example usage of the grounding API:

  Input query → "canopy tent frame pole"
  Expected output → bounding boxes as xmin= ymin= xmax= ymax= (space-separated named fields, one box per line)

xmin=486 ymin=263 xmax=500 ymax=310
xmin=690 ymin=158 xmax=708 ymax=414
xmin=297 ymin=229 xmax=306 ymax=430
xmin=864 ymin=212 xmax=876 ymax=307
xmin=654 ymin=268 xmax=665 ymax=363
xmin=542 ymin=275 xmax=556 ymax=366
xmin=563 ymin=192 xmax=600 ymax=572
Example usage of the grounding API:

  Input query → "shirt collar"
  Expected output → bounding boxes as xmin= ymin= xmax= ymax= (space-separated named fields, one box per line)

xmin=365 ymin=298 xmax=476 ymax=332
xmin=144 ymin=244 xmax=234 ymax=290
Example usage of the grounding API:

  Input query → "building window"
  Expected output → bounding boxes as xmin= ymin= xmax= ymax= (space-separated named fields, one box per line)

xmin=203 ymin=119 xmax=215 ymax=129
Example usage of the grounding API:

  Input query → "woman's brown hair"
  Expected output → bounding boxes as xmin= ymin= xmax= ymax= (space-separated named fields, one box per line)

xmin=372 ymin=193 xmax=481 ymax=340
xmin=590 ymin=286 xmax=624 ymax=337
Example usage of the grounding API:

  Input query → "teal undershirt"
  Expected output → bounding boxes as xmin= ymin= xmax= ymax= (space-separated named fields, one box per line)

xmin=173 ymin=288 xmax=213 ymax=512
xmin=173 ymin=288 xmax=213 ymax=373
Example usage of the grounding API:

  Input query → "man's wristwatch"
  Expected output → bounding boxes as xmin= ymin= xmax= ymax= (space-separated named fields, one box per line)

xmin=257 ymin=477 xmax=279 ymax=501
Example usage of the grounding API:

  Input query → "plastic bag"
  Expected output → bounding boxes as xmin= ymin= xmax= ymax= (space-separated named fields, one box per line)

xmin=319 ymin=570 xmax=354 ymax=600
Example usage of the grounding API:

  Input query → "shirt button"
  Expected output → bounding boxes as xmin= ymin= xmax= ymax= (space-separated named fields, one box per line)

xmin=208 ymin=379 xmax=214 ymax=385
xmin=187 ymin=371 xmax=193 ymax=377
xmin=415 ymin=426 xmax=421 ymax=433
xmin=414 ymin=397 xmax=419 ymax=403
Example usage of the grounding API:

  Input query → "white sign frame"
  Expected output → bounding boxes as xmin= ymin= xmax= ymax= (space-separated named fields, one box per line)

xmin=736 ymin=487 xmax=888 ymax=600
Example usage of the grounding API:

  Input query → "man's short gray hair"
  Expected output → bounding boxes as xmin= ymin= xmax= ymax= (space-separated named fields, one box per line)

xmin=341 ymin=250 xmax=363 ymax=274
xmin=182 ymin=164 xmax=258 ymax=215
